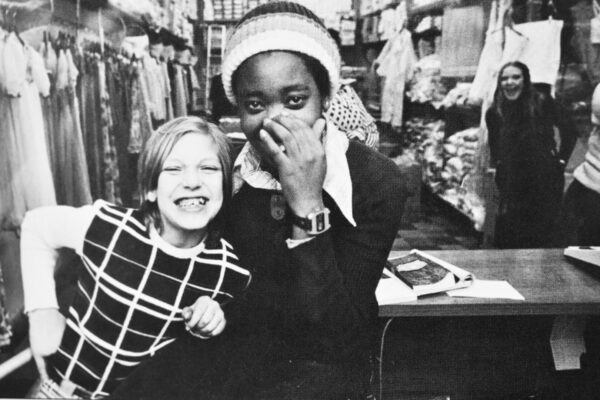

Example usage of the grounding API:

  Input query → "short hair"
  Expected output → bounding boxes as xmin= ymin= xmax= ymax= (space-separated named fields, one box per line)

xmin=138 ymin=116 xmax=233 ymax=242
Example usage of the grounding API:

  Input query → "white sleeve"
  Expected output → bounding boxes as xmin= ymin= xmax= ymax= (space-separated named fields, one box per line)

xmin=20 ymin=204 xmax=95 ymax=313
xmin=285 ymin=237 xmax=315 ymax=249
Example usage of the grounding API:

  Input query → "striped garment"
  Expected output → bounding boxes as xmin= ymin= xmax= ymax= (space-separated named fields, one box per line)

xmin=47 ymin=200 xmax=251 ymax=398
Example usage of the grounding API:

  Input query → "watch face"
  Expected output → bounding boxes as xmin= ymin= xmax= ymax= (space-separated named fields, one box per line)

xmin=292 ymin=208 xmax=330 ymax=234
xmin=315 ymin=213 xmax=326 ymax=232
xmin=308 ymin=208 xmax=330 ymax=234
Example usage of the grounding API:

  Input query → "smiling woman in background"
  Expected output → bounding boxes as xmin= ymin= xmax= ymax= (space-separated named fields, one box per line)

xmin=486 ymin=61 xmax=577 ymax=249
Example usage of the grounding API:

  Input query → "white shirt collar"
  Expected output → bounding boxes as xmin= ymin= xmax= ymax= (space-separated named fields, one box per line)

xmin=233 ymin=122 xmax=356 ymax=227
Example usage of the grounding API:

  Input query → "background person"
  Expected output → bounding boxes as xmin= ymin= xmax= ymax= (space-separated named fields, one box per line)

xmin=561 ymin=82 xmax=600 ymax=246
xmin=486 ymin=61 xmax=577 ymax=248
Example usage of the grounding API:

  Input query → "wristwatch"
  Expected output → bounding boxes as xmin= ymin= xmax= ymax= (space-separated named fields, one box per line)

xmin=291 ymin=207 xmax=331 ymax=235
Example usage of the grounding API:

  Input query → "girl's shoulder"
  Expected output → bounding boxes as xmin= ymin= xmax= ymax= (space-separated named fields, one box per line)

xmin=88 ymin=199 xmax=148 ymax=235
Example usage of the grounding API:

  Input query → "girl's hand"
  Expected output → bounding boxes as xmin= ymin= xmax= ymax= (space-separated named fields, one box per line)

xmin=28 ymin=308 xmax=66 ymax=380
xmin=182 ymin=296 xmax=226 ymax=338
xmin=260 ymin=114 xmax=327 ymax=217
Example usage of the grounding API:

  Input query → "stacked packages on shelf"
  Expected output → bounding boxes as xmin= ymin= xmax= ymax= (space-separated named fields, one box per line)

xmin=439 ymin=128 xmax=485 ymax=230
xmin=406 ymin=54 xmax=448 ymax=109
xmin=210 ymin=0 xmax=270 ymax=20
xmin=404 ymin=118 xmax=485 ymax=230
xmin=440 ymin=82 xmax=473 ymax=109
xmin=0 ymin=262 xmax=10 ymax=347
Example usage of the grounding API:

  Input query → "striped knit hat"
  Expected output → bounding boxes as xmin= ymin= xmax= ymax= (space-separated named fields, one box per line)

xmin=222 ymin=1 xmax=341 ymax=105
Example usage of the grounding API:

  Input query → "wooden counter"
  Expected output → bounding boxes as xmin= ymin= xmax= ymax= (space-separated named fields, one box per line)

xmin=379 ymin=249 xmax=600 ymax=317
xmin=377 ymin=249 xmax=600 ymax=399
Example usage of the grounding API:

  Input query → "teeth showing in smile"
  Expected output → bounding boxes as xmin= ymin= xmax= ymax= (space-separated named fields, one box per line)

xmin=176 ymin=197 xmax=207 ymax=208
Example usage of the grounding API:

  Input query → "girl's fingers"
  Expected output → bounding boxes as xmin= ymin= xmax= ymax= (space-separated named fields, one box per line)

xmin=263 ymin=117 xmax=293 ymax=145
xmin=259 ymin=129 xmax=287 ymax=162
xmin=184 ymin=300 xmax=208 ymax=330
xmin=210 ymin=318 xmax=227 ymax=337
xmin=312 ymin=118 xmax=327 ymax=141
xmin=195 ymin=304 xmax=217 ymax=330
xmin=271 ymin=114 xmax=316 ymax=151
xmin=197 ymin=309 xmax=224 ymax=334
xmin=181 ymin=306 xmax=193 ymax=321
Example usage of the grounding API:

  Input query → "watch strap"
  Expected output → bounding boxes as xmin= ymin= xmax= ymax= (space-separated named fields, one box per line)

xmin=290 ymin=207 xmax=331 ymax=235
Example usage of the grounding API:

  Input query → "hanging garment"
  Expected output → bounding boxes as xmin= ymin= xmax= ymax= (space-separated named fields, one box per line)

xmin=80 ymin=53 xmax=104 ymax=200
xmin=98 ymin=61 xmax=122 ymax=205
xmin=5 ymin=34 xmax=57 ymax=212
xmin=44 ymin=49 xmax=92 ymax=207
xmin=376 ymin=29 xmax=417 ymax=128
xmin=106 ymin=57 xmax=134 ymax=206
xmin=469 ymin=0 xmax=529 ymax=106
xmin=378 ymin=8 xmax=397 ymax=41
xmin=188 ymin=64 xmax=203 ymax=114
xmin=161 ymin=61 xmax=173 ymax=121
xmin=0 ymin=31 xmax=27 ymax=229
xmin=142 ymin=54 xmax=167 ymax=122
xmin=508 ymin=19 xmax=563 ymax=90
xmin=39 ymin=38 xmax=58 ymax=77
xmin=469 ymin=0 xmax=501 ymax=104
xmin=128 ymin=62 xmax=153 ymax=154
xmin=440 ymin=5 xmax=485 ymax=77
xmin=169 ymin=62 xmax=188 ymax=118
xmin=468 ymin=31 xmax=503 ymax=105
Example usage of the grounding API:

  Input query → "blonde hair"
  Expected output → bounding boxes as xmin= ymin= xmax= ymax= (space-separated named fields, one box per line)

xmin=138 ymin=117 xmax=233 ymax=241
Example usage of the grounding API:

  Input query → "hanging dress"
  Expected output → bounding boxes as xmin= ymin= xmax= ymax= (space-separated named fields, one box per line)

xmin=3 ymin=33 xmax=56 ymax=217
xmin=375 ymin=29 xmax=417 ymax=128
xmin=46 ymin=48 xmax=92 ymax=206
xmin=80 ymin=53 xmax=104 ymax=200
xmin=0 ymin=31 xmax=27 ymax=229
xmin=98 ymin=60 xmax=122 ymax=205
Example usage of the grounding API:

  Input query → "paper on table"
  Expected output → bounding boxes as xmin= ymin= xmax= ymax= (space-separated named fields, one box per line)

xmin=447 ymin=279 xmax=525 ymax=300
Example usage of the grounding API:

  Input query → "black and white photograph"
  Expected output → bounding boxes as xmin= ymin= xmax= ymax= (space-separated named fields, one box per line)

xmin=0 ymin=0 xmax=599 ymax=399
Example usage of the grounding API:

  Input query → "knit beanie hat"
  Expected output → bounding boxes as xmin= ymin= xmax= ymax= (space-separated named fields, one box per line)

xmin=221 ymin=1 xmax=341 ymax=105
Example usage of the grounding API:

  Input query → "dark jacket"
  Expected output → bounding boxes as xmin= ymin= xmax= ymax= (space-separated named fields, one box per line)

xmin=110 ymin=141 xmax=408 ymax=399
xmin=486 ymin=91 xmax=577 ymax=247
xmin=225 ymin=140 xmax=407 ymax=364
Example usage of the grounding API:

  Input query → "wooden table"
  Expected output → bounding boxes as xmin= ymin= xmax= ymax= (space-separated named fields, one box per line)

xmin=379 ymin=248 xmax=600 ymax=317
xmin=376 ymin=249 xmax=600 ymax=399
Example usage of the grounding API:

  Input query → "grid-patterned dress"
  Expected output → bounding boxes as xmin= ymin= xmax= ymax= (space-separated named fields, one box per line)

xmin=47 ymin=200 xmax=251 ymax=398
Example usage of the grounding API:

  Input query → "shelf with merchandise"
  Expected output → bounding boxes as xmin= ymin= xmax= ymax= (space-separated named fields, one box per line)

xmin=358 ymin=0 xmax=401 ymax=19
xmin=403 ymin=117 xmax=485 ymax=231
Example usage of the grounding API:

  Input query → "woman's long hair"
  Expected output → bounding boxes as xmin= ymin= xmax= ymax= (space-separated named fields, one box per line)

xmin=491 ymin=61 xmax=537 ymax=124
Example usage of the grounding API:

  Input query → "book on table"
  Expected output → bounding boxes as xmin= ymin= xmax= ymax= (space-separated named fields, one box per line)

xmin=564 ymin=246 xmax=600 ymax=267
xmin=376 ymin=267 xmax=418 ymax=304
xmin=376 ymin=249 xmax=474 ymax=304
